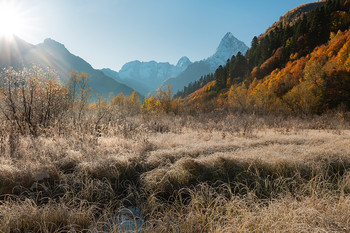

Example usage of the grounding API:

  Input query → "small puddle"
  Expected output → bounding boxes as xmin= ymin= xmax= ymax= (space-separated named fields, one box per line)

xmin=105 ymin=206 xmax=145 ymax=232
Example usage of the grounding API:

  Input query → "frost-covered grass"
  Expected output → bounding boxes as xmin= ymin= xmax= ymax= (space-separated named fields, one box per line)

xmin=0 ymin=113 xmax=349 ymax=232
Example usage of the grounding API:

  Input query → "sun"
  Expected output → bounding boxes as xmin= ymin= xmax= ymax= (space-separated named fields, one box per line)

xmin=0 ymin=2 xmax=26 ymax=38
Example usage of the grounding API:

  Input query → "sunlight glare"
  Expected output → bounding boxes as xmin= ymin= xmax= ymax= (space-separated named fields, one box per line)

xmin=0 ymin=2 xmax=26 ymax=38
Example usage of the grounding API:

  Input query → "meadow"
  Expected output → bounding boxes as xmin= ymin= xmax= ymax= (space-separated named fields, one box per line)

xmin=0 ymin=0 xmax=350 ymax=232
xmin=0 ymin=110 xmax=349 ymax=232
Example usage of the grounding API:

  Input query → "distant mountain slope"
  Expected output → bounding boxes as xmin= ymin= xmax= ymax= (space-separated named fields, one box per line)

xmin=100 ymin=68 xmax=120 ymax=81
xmin=163 ymin=32 xmax=248 ymax=93
xmin=163 ymin=61 xmax=212 ymax=93
xmin=0 ymin=36 xmax=33 ymax=68
xmin=0 ymin=36 xmax=135 ymax=98
xmin=102 ymin=56 xmax=192 ymax=96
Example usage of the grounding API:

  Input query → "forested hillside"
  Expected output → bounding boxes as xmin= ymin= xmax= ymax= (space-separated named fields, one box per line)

xmin=178 ymin=0 xmax=350 ymax=115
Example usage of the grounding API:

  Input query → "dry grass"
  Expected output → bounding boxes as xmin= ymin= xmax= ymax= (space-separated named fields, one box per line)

xmin=0 ymin=113 xmax=349 ymax=232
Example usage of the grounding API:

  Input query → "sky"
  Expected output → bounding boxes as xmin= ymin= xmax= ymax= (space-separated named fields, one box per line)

xmin=11 ymin=0 xmax=319 ymax=71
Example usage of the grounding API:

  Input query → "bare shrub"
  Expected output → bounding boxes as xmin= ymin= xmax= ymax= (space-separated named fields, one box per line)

xmin=0 ymin=67 xmax=69 ymax=136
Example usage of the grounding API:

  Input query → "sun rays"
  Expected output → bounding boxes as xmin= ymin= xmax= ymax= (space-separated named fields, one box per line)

xmin=0 ymin=1 xmax=33 ymax=39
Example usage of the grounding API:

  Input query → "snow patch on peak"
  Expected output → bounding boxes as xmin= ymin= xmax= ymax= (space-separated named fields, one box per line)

xmin=215 ymin=32 xmax=248 ymax=57
xmin=115 ymin=58 xmax=193 ymax=95
xmin=223 ymin=32 xmax=234 ymax=40
xmin=205 ymin=32 xmax=249 ymax=71
xmin=119 ymin=60 xmax=181 ymax=83
xmin=176 ymin=56 xmax=192 ymax=68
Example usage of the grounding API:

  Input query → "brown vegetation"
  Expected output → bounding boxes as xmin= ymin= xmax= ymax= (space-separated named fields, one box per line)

xmin=0 ymin=57 xmax=349 ymax=232
xmin=0 ymin=73 xmax=349 ymax=232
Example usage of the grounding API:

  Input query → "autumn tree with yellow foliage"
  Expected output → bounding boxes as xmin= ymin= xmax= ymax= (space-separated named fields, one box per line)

xmin=142 ymin=84 xmax=182 ymax=114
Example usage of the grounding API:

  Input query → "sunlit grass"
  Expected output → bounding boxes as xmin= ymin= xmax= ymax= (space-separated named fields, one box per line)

xmin=0 ymin=113 xmax=349 ymax=231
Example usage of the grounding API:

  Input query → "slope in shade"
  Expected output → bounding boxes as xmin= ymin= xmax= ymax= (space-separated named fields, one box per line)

xmin=0 ymin=36 xmax=135 ymax=98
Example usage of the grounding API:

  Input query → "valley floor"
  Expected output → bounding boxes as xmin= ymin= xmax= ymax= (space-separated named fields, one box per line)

xmin=0 ymin=113 xmax=349 ymax=232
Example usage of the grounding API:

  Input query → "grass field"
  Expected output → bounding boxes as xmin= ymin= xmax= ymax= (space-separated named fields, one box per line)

xmin=0 ymin=113 xmax=349 ymax=232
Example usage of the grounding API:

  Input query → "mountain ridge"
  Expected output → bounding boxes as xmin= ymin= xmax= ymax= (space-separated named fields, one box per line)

xmin=0 ymin=36 xmax=136 ymax=98
xmin=260 ymin=1 xmax=327 ymax=39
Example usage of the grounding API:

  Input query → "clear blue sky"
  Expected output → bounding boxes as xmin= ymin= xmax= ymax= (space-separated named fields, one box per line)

xmin=15 ymin=0 xmax=318 ymax=70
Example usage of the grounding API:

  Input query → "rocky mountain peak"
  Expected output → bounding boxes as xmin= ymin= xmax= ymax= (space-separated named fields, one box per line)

xmin=176 ymin=56 xmax=192 ymax=69
xmin=205 ymin=32 xmax=248 ymax=71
